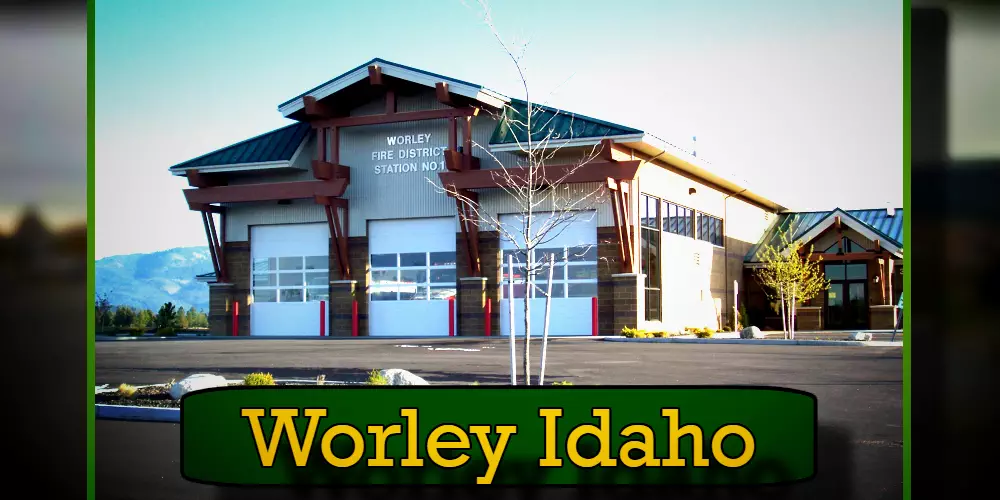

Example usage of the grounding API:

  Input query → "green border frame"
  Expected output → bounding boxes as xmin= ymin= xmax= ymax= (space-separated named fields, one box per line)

xmin=83 ymin=1 xmax=911 ymax=497
xmin=87 ymin=1 xmax=96 ymax=500
xmin=902 ymin=1 xmax=911 ymax=500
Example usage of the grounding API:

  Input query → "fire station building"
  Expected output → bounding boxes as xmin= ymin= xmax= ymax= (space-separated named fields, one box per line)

xmin=170 ymin=58 xmax=789 ymax=337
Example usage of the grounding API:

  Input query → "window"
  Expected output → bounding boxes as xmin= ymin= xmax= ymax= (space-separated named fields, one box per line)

xmin=663 ymin=201 xmax=694 ymax=237
xmin=823 ymin=237 xmax=867 ymax=254
xmin=825 ymin=263 xmax=867 ymax=281
xmin=500 ymin=245 xmax=598 ymax=299
xmin=696 ymin=213 xmax=724 ymax=246
xmin=252 ymin=256 xmax=329 ymax=303
xmin=640 ymin=194 xmax=662 ymax=321
xmin=369 ymin=252 xmax=457 ymax=301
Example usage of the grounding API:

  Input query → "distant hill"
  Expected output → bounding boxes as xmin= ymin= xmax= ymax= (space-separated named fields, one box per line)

xmin=95 ymin=246 xmax=212 ymax=312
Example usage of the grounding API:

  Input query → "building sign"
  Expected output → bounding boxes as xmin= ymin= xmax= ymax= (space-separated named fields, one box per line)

xmin=371 ymin=133 xmax=448 ymax=175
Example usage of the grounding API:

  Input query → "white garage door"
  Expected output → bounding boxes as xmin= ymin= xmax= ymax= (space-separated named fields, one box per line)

xmin=368 ymin=217 xmax=457 ymax=336
xmin=499 ymin=211 xmax=598 ymax=336
xmin=250 ymin=223 xmax=330 ymax=336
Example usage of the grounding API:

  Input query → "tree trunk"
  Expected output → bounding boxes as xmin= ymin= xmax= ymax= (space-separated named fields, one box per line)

xmin=507 ymin=255 xmax=516 ymax=385
xmin=790 ymin=285 xmax=796 ymax=340
xmin=523 ymin=249 xmax=532 ymax=386
xmin=779 ymin=284 xmax=787 ymax=339
xmin=539 ymin=254 xmax=555 ymax=385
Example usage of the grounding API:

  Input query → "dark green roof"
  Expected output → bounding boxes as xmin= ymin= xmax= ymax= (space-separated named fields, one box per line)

xmin=169 ymin=122 xmax=310 ymax=170
xmin=489 ymin=99 xmax=643 ymax=145
xmin=745 ymin=208 xmax=904 ymax=262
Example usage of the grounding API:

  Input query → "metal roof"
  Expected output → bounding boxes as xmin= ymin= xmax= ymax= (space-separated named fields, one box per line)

xmin=489 ymin=98 xmax=643 ymax=146
xmin=744 ymin=208 xmax=904 ymax=262
xmin=168 ymin=122 xmax=310 ymax=170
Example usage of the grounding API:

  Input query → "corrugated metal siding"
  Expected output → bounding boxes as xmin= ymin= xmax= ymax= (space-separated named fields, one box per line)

xmin=338 ymin=117 xmax=458 ymax=237
xmin=170 ymin=122 xmax=310 ymax=169
xmin=225 ymin=200 xmax=327 ymax=242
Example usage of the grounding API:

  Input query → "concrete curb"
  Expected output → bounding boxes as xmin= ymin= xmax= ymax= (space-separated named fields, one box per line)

xmin=95 ymin=404 xmax=180 ymax=423
xmin=602 ymin=337 xmax=902 ymax=347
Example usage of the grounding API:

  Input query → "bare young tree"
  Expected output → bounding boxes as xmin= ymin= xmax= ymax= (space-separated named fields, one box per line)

xmin=430 ymin=0 xmax=613 ymax=384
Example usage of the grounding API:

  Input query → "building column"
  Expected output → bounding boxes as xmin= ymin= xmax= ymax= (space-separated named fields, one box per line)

xmin=612 ymin=273 xmax=644 ymax=335
xmin=330 ymin=280 xmax=358 ymax=337
xmin=208 ymin=283 xmax=234 ymax=336
xmin=458 ymin=277 xmax=488 ymax=336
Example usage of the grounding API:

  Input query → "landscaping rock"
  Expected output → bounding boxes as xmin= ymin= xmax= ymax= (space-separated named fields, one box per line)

xmin=380 ymin=369 xmax=429 ymax=386
xmin=169 ymin=373 xmax=229 ymax=400
xmin=740 ymin=326 xmax=765 ymax=339
xmin=850 ymin=331 xmax=873 ymax=341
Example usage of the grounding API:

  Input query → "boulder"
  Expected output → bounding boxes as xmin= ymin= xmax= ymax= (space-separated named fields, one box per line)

xmin=380 ymin=369 xmax=429 ymax=386
xmin=170 ymin=373 xmax=229 ymax=400
xmin=850 ymin=331 xmax=873 ymax=341
xmin=740 ymin=326 xmax=765 ymax=339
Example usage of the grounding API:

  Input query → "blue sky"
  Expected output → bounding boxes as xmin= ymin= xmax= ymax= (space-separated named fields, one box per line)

xmin=95 ymin=0 xmax=902 ymax=258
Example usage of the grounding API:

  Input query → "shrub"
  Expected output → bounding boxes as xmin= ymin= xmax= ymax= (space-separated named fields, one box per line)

xmin=622 ymin=326 xmax=649 ymax=338
xmin=470 ymin=381 xmax=480 ymax=386
xmin=694 ymin=328 xmax=714 ymax=339
xmin=552 ymin=381 xmax=573 ymax=386
xmin=243 ymin=372 xmax=275 ymax=386
xmin=651 ymin=331 xmax=667 ymax=338
xmin=367 ymin=369 xmax=388 ymax=386
xmin=316 ymin=374 xmax=326 ymax=385
xmin=118 ymin=383 xmax=137 ymax=398
xmin=156 ymin=326 xmax=176 ymax=336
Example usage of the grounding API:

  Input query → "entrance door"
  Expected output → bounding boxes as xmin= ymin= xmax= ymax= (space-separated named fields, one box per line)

xmin=824 ymin=262 xmax=868 ymax=330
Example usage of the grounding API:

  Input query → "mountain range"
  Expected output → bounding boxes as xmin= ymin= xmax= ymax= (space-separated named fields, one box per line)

xmin=95 ymin=246 xmax=212 ymax=312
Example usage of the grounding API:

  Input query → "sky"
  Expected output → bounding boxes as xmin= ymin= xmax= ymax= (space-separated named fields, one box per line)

xmin=95 ymin=0 xmax=903 ymax=259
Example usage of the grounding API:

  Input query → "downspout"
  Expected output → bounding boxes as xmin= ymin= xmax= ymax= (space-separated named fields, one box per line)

xmin=723 ymin=188 xmax=749 ymax=330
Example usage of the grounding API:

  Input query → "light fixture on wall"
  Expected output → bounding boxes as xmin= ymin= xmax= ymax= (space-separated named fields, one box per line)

xmin=689 ymin=187 xmax=697 ymax=195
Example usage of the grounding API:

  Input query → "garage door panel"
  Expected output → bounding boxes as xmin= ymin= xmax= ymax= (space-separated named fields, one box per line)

xmin=250 ymin=223 xmax=330 ymax=336
xmin=368 ymin=217 xmax=457 ymax=337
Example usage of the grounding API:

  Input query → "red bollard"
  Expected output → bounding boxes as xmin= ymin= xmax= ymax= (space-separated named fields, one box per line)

xmin=232 ymin=301 xmax=239 ymax=337
xmin=351 ymin=300 xmax=358 ymax=337
xmin=484 ymin=298 xmax=492 ymax=337
xmin=591 ymin=297 xmax=598 ymax=336
xmin=319 ymin=300 xmax=326 ymax=337
xmin=448 ymin=296 xmax=455 ymax=337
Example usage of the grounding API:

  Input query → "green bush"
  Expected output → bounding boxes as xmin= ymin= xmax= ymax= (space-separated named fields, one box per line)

xmin=622 ymin=326 xmax=650 ymax=338
xmin=651 ymin=331 xmax=667 ymax=338
xmin=551 ymin=381 xmax=573 ymax=386
xmin=156 ymin=326 xmax=176 ymax=336
xmin=695 ymin=328 xmax=714 ymax=339
xmin=118 ymin=383 xmax=137 ymax=398
xmin=367 ymin=369 xmax=388 ymax=386
xmin=243 ymin=372 xmax=275 ymax=386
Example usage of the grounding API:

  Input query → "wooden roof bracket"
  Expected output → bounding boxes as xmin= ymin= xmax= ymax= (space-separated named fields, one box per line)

xmin=316 ymin=196 xmax=350 ymax=280
xmin=607 ymin=177 xmax=636 ymax=273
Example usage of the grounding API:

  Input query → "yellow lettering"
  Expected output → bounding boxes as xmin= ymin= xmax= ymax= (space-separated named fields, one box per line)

xmin=400 ymin=408 xmax=424 ymax=466
xmin=320 ymin=424 xmax=364 ymax=467
xmin=367 ymin=424 xmax=401 ymax=467
xmin=427 ymin=424 xmax=470 ymax=468
xmin=566 ymin=408 xmax=617 ymax=468
xmin=240 ymin=408 xmax=326 ymax=467
xmin=661 ymin=408 xmax=709 ymax=467
xmin=538 ymin=408 xmax=563 ymax=467
xmin=619 ymin=424 xmax=661 ymax=467
xmin=712 ymin=425 xmax=756 ymax=467
xmin=469 ymin=425 xmax=518 ymax=485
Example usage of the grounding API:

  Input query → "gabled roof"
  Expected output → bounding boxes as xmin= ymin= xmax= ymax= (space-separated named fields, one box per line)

xmin=489 ymin=98 xmax=644 ymax=147
xmin=168 ymin=122 xmax=311 ymax=172
xmin=277 ymin=58 xmax=509 ymax=117
xmin=745 ymin=207 xmax=904 ymax=263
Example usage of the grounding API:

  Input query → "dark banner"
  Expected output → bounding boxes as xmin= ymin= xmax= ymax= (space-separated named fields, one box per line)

xmin=181 ymin=386 xmax=816 ymax=486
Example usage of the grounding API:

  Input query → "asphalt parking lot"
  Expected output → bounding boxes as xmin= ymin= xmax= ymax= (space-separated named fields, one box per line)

xmin=96 ymin=337 xmax=902 ymax=500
